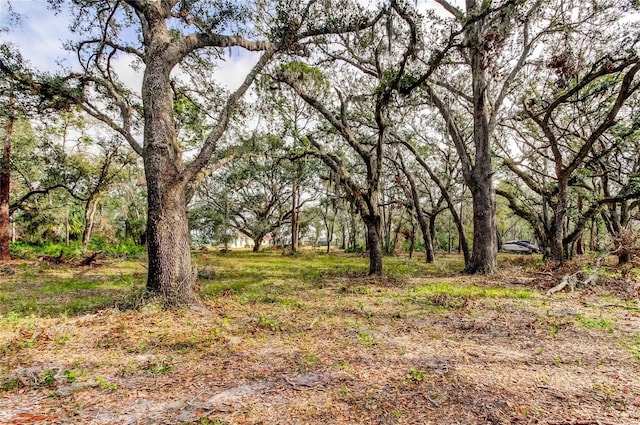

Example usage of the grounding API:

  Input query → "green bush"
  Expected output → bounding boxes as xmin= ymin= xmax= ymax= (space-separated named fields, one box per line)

xmin=9 ymin=241 xmax=82 ymax=260
xmin=88 ymin=236 xmax=145 ymax=257
xmin=10 ymin=238 xmax=145 ymax=260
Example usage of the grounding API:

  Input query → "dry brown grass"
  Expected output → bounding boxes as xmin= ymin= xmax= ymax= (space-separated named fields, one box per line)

xmin=1 ymin=252 xmax=639 ymax=424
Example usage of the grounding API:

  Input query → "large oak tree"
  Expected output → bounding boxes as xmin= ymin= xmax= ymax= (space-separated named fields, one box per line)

xmin=1 ymin=0 xmax=382 ymax=306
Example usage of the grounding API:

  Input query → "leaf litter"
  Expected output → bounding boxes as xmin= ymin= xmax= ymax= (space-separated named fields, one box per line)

xmin=0 ymin=256 xmax=639 ymax=424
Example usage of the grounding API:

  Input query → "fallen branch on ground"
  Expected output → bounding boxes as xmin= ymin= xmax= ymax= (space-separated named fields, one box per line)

xmin=38 ymin=250 xmax=65 ymax=264
xmin=547 ymin=257 xmax=603 ymax=295
xmin=77 ymin=251 xmax=102 ymax=266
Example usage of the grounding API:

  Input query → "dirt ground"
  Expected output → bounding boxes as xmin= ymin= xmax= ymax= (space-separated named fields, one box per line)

xmin=1 ymin=256 xmax=639 ymax=425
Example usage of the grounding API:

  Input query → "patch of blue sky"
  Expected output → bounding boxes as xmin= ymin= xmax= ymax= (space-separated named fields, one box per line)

xmin=1 ymin=0 xmax=76 ymax=71
xmin=0 ymin=1 xmax=263 ymax=91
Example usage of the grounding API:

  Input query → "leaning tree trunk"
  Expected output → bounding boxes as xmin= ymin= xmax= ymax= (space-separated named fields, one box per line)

xmin=416 ymin=212 xmax=434 ymax=263
xmin=81 ymin=197 xmax=100 ymax=253
xmin=408 ymin=219 xmax=415 ymax=259
xmin=364 ymin=214 xmax=383 ymax=275
xmin=0 ymin=92 xmax=14 ymax=262
xmin=423 ymin=215 xmax=435 ymax=263
xmin=402 ymin=164 xmax=434 ymax=263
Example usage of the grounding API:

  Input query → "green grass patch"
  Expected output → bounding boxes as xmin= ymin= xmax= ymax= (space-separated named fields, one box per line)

xmin=410 ymin=282 xmax=533 ymax=300
xmin=576 ymin=316 xmax=614 ymax=333
xmin=0 ymin=262 xmax=146 ymax=317
xmin=0 ymin=251 xmax=528 ymax=320
xmin=622 ymin=337 xmax=640 ymax=361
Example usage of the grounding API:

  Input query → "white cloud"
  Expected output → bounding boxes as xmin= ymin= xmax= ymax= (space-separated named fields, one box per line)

xmin=1 ymin=2 xmax=262 ymax=96
xmin=1 ymin=1 xmax=76 ymax=71
xmin=211 ymin=50 xmax=261 ymax=92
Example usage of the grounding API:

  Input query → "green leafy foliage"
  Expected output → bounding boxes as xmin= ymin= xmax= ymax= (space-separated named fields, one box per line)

xmin=9 ymin=238 xmax=144 ymax=260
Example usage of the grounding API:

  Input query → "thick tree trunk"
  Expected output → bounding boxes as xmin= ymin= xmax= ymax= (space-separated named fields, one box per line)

xmin=464 ymin=10 xmax=497 ymax=274
xmin=429 ymin=213 xmax=437 ymax=254
xmin=364 ymin=215 xmax=383 ymax=275
xmin=466 ymin=180 xmax=497 ymax=273
xmin=618 ymin=251 xmax=630 ymax=266
xmin=549 ymin=184 xmax=568 ymax=265
xmin=142 ymin=29 xmax=198 ymax=307
xmin=465 ymin=54 xmax=497 ymax=272
xmin=423 ymin=217 xmax=435 ymax=263
xmin=146 ymin=183 xmax=198 ymax=306
xmin=0 ymin=93 xmax=14 ymax=262
xmin=252 ymin=236 xmax=264 ymax=252
xmin=576 ymin=233 xmax=584 ymax=255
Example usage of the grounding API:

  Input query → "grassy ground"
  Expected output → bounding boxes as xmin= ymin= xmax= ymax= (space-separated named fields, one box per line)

xmin=0 ymin=250 xmax=639 ymax=424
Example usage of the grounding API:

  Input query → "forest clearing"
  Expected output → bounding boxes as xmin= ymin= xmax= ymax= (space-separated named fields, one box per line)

xmin=2 ymin=0 xmax=640 ymax=423
xmin=1 ymin=251 xmax=639 ymax=424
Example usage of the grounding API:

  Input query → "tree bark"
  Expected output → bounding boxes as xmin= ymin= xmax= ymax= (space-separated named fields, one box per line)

xmin=422 ymin=214 xmax=435 ymax=263
xmin=146 ymin=180 xmax=197 ymax=305
xmin=466 ymin=179 xmax=498 ymax=273
xmin=142 ymin=23 xmax=198 ymax=307
xmin=549 ymin=181 xmax=568 ymax=265
xmin=408 ymin=218 xmax=415 ymax=259
xmin=576 ymin=196 xmax=584 ymax=255
xmin=400 ymin=161 xmax=434 ymax=263
xmin=252 ymin=235 xmax=264 ymax=252
xmin=382 ymin=203 xmax=393 ymax=254
xmin=81 ymin=197 xmax=100 ymax=253
xmin=464 ymin=27 xmax=498 ymax=274
xmin=364 ymin=214 xmax=383 ymax=275
xmin=324 ymin=207 xmax=335 ymax=254
xmin=448 ymin=196 xmax=470 ymax=263
xmin=350 ymin=211 xmax=358 ymax=251
xmin=291 ymin=184 xmax=299 ymax=252
xmin=0 ymin=92 xmax=14 ymax=262
xmin=618 ymin=250 xmax=630 ymax=266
